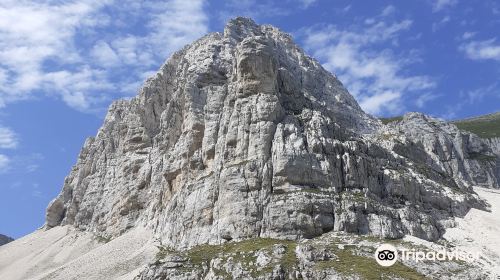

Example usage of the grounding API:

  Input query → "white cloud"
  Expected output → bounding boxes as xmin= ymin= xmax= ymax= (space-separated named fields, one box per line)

xmin=463 ymin=83 xmax=500 ymax=104
xmin=460 ymin=39 xmax=500 ymax=61
xmin=300 ymin=19 xmax=435 ymax=115
xmin=432 ymin=15 xmax=451 ymax=32
xmin=0 ymin=0 xmax=209 ymax=113
xmin=0 ymin=126 xmax=18 ymax=149
xmin=415 ymin=92 xmax=439 ymax=108
xmin=91 ymin=41 xmax=120 ymax=67
xmin=0 ymin=0 xmax=112 ymax=111
xmin=381 ymin=5 xmax=396 ymax=17
xmin=299 ymin=0 xmax=317 ymax=8
xmin=462 ymin=31 xmax=476 ymax=40
xmin=441 ymin=83 xmax=500 ymax=120
xmin=0 ymin=154 xmax=9 ymax=172
xmin=432 ymin=0 xmax=458 ymax=12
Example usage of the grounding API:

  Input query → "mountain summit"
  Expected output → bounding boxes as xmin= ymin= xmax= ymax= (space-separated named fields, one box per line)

xmin=1 ymin=17 xmax=499 ymax=279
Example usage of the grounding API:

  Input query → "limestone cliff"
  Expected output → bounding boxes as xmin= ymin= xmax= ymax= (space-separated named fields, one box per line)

xmin=45 ymin=17 xmax=493 ymax=253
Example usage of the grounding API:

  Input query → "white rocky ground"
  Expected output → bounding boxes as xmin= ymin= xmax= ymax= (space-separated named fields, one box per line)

xmin=0 ymin=226 xmax=156 ymax=280
xmin=400 ymin=186 xmax=500 ymax=278
xmin=443 ymin=187 xmax=500 ymax=276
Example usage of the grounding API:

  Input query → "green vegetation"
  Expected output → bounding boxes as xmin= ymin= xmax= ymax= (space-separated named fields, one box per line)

xmin=94 ymin=235 xmax=112 ymax=244
xmin=155 ymin=245 xmax=176 ymax=261
xmin=453 ymin=112 xmax=500 ymax=139
xmin=468 ymin=152 xmax=497 ymax=162
xmin=275 ymin=187 xmax=332 ymax=195
xmin=186 ymin=238 xmax=298 ymax=277
xmin=380 ymin=116 xmax=404 ymax=124
xmin=315 ymin=245 xmax=427 ymax=280
xmin=150 ymin=234 xmax=476 ymax=279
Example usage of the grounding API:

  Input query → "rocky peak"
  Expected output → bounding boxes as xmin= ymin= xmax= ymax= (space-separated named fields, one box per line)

xmin=0 ymin=234 xmax=13 ymax=246
xmin=224 ymin=17 xmax=263 ymax=41
xmin=45 ymin=18 xmax=492 ymax=251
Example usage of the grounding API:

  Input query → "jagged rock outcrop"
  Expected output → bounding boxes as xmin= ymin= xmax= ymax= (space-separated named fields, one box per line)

xmin=486 ymin=137 xmax=500 ymax=156
xmin=46 ymin=17 xmax=490 ymax=254
xmin=381 ymin=112 xmax=500 ymax=188
xmin=0 ymin=234 xmax=13 ymax=246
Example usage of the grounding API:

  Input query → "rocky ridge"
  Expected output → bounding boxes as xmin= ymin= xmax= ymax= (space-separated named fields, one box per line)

xmin=381 ymin=112 xmax=500 ymax=188
xmin=0 ymin=234 xmax=13 ymax=246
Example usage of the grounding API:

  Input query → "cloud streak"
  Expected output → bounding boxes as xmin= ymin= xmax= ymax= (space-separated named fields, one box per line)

xmin=0 ymin=126 xmax=17 ymax=149
xmin=432 ymin=0 xmax=457 ymax=12
xmin=460 ymin=39 xmax=500 ymax=61
xmin=0 ymin=125 xmax=18 ymax=172
xmin=300 ymin=16 xmax=435 ymax=115
xmin=0 ymin=154 xmax=9 ymax=172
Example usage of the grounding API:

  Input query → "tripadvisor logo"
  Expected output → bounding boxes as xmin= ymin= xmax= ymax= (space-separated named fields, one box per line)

xmin=374 ymin=243 xmax=481 ymax=267
xmin=375 ymin=244 xmax=398 ymax=267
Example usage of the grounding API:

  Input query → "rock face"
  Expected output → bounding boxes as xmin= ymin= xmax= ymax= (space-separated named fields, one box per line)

xmin=383 ymin=113 xmax=500 ymax=188
xmin=46 ymin=17 xmax=494 ymax=253
xmin=486 ymin=137 xmax=500 ymax=156
xmin=0 ymin=234 xmax=13 ymax=246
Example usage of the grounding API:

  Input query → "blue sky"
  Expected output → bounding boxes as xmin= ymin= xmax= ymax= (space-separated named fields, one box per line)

xmin=1 ymin=0 xmax=499 ymax=238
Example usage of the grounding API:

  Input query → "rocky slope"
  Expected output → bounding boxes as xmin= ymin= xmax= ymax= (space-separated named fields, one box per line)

xmin=1 ymin=17 xmax=497 ymax=279
xmin=381 ymin=112 xmax=500 ymax=188
xmin=453 ymin=112 xmax=500 ymax=156
xmin=0 ymin=234 xmax=13 ymax=246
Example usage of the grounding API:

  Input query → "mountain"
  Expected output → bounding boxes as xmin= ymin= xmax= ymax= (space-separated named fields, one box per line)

xmin=0 ymin=234 xmax=13 ymax=246
xmin=1 ymin=17 xmax=499 ymax=279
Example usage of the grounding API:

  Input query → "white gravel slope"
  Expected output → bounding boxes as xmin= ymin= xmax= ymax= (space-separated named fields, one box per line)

xmin=0 ymin=226 xmax=156 ymax=280
xmin=443 ymin=187 xmax=500 ymax=276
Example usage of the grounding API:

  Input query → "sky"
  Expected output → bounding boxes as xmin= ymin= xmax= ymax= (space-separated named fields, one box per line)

xmin=1 ymin=0 xmax=500 ymax=238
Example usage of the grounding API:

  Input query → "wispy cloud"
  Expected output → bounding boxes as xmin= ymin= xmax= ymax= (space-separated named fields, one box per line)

xmin=299 ymin=15 xmax=435 ymax=115
xmin=0 ymin=154 xmax=9 ymax=172
xmin=432 ymin=0 xmax=458 ymax=12
xmin=463 ymin=83 xmax=500 ymax=104
xmin=441 ymin=83 xmax=500 ymax=120
xmin=460 ymin=39 xmax=500 ymax=61
xmin=299 ymin=0 xmax=317 ymax=8
xmin=0 ymin=125 xmax=18 ymax=172
xmin=0 ymin=126 xmax=18 ymax=149
xmin=462 ymin=31 xmax=476 ymax=40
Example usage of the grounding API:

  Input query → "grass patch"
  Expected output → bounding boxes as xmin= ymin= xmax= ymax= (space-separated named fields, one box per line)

xmin=468 ymin=152 xmax=497 ymax=162
xmin=186 ymin=238 xmax=298 ymax=276
xmin=453 ymin=113 xmax=500 ymax=139
xmin=316 ymin=245 xmax=427 ymax=280
xmin=94 ymin=235 xmax=112 ymax=243
xmin=155 ymin=245 xmax=176 ymax=261
xmin=380 ymin=116 xmax=404 ymax=124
